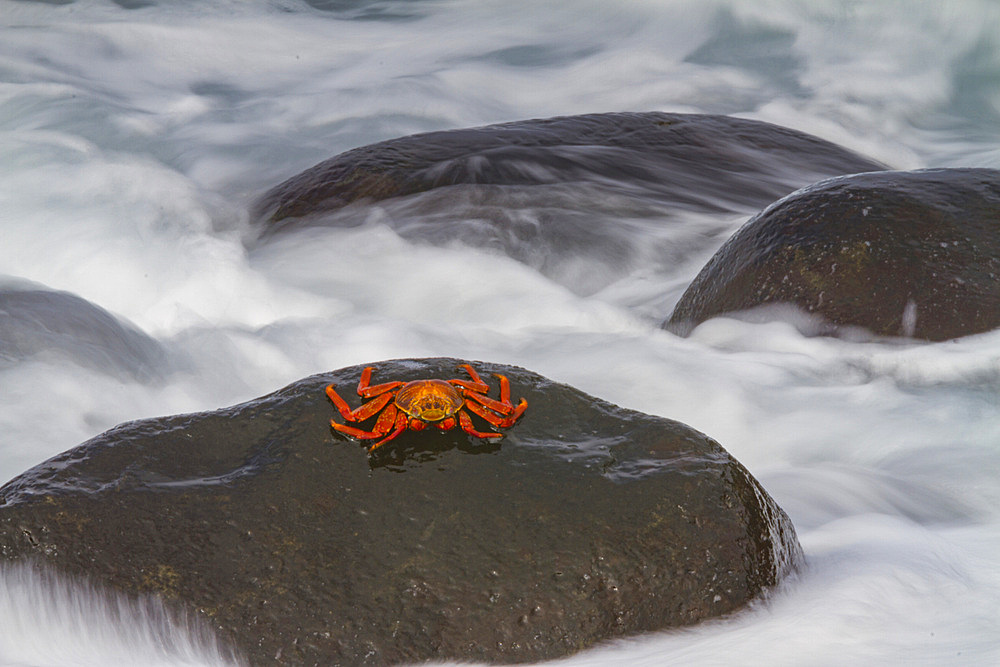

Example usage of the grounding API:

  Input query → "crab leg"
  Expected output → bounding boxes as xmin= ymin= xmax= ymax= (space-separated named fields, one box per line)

xmin=448 ymin=364 xmax=491 ymax=394
xmin=356 ymin=366 xmax=404 ymax=399
xmin=458 ymin=410 xmax=504 ymax=439
xmin=462 ymin=385 xmax=527 ymax=417
xmin=326 ymin=385 xmax=394 ymax=422
xmin=495 ymin=373 xmax=513 ymax=405
xmin=465 ymin=396 xmax=528 ymax=428
xmin=368 ymin=411 xmax=409 ymax=452
xmin=330 ymin=402 xmax=398 ymax=437
xmin=330 ymin=402 xmax=408 ymax=453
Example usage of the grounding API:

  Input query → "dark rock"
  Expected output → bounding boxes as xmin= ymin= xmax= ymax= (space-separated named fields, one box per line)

xmin=251 ymin=112 xmax=883 ymax=296
xmin=0 ymin=358 xmax=800 ymax=665
xmin=0 ymin=279 xmax=169 ymax=381
xmin=254 ymin=112 xmax=883 ymax=226
xmin=666 ymin=168 xmax=1000 ymax=341
xmin=301 ymin=0 xmax=430 ymax=21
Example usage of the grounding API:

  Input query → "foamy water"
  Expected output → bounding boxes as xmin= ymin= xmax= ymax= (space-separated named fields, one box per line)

xmin=2 ymin=1 xmax=999 ymax=665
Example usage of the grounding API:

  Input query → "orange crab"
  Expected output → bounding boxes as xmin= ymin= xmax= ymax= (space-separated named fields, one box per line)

xmin=325 ymin=364 xmax=527 ymax=453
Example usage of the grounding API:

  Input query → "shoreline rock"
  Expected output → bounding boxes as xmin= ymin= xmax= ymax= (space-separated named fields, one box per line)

xmin=249 ymin=112 xmax=884 ymax=297
xmin=0 ymin=358 xmax=801 ymax=665
xmin=253 ymin=111 xmax=884 ymax=228
xmin=666 ymin=168 xmax=1000 ymax=341
xmin=0 ymin=278 xmax=169 ymax=382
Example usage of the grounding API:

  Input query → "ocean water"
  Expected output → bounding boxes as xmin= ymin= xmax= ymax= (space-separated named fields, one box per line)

xmin=1 ymin=0 xmax=999 ymax=665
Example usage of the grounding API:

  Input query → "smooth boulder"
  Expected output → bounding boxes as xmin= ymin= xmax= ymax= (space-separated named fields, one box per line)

xmin=0 ymin=279 xmax=168 ymax=381
xmin=250 ymin=112 xmax=884 ymax=296
xmin=0 ymin=358 xmax=800 ymax=665
xmin=253 ymin=111 xmax=884 ymax=226
xmin=666 ymin=168 xmax=1000 ymax=341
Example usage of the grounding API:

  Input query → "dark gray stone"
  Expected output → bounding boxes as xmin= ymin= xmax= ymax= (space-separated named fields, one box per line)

xmin=0 ymin=280 xmax=169 ymax=381
xmin=0 ymin=358 xmax=801 ymax=665
xmin=666 ymin=168 xmax=1000 ymax=341
xmin=250 ymin=112 xmax=884 ymax=297
xmin=253 ymin=112 xmax=883 ymax=227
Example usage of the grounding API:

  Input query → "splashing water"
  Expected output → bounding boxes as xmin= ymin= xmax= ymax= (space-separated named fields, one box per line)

xmin=2 ymin=0 xmax=1000 ymax=665
xmin=0 ymin=562 xmax=240 ymax=667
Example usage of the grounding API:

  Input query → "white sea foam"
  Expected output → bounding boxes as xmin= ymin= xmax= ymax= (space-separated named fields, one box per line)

xmin=1 ymin=0 xmax=999 ymax=664
xmin=0 ymin=562 xmax=240 ymax=667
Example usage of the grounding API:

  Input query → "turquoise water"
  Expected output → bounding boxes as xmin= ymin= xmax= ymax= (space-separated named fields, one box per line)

xmin=1 ymin=1 xmax=999 ymax=664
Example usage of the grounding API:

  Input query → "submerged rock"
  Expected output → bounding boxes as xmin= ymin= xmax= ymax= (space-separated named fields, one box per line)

xmin=0 ymin=358 xmax=801 ymax=665
xmin=251 ymin=112 xmax=883 ymax=296
xmin=666 ymin=168 xmax=1000 ymax=341
xmin=0 ymin=279 xmax=168 ymax=381
xmin=254 ymin=112 xmax=882 ymax=225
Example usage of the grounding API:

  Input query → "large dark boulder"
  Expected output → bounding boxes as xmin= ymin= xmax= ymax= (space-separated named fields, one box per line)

xmin=251 ymin=112 xmax=883 ymax=297
xmin=253 ymin=112 xmax=882 ymax=225
xmin=0 ymin=358 xmax=800 ymax=665
xmin=666 ymin=168 xmax=1000 ymax=341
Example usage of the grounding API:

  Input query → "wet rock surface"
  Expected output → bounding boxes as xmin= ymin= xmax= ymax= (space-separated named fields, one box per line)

xmin=251 ymin=112 xmax=883 ymax=297
xmin=0 ymin=358 xmax=800 ymax=665
xmin=666 ymin=168 xmax=1000 ymax=341
xmin=0 ymin=279 xmax=168 ymax=381
xmin=253 ymin=112 xmax=882 ymax=225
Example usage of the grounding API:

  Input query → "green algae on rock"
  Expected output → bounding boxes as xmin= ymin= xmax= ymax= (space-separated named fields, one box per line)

xmin=666 ymin=168 xmax=1000 ymax=341
xmin=0 ymin=358 xmax=801 ymax=665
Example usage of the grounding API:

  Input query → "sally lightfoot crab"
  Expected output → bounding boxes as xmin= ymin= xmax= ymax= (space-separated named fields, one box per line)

xmin=326 ymin=364 xmax=528 ymax=453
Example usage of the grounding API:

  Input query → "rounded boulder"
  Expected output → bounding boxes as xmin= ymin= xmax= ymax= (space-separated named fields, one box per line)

xmin=0 ymin=358 xmax=801 ymax=665
xmin=666 ymin=168 xmax=1000 ymax=341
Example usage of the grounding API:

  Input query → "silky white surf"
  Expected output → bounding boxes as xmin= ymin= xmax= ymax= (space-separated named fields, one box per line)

xmin=1 ymin=0 xmax=998 ymax=665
